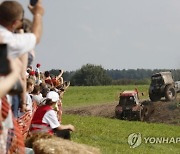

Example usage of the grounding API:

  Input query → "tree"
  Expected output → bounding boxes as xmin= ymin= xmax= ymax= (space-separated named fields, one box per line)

xmin=71 ymin=64 xmax=112 ymax=86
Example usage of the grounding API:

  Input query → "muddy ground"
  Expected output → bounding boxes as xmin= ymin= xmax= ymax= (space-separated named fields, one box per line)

xmin=64 ymin=97 xmax=180 ymax=126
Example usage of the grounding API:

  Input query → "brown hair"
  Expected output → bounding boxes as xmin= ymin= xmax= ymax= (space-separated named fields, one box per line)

xmin=44 ymin=71 xmax=50 ymax=78
xmin=26 ymin=79 xmax=34 ymax=89
xmin=45 ymin=98 xmax=55 ymax=106
xmin=0 ymin=1 xmax=24 ymax=27
xmin=32 ymin=85 xmax=40 ymax=95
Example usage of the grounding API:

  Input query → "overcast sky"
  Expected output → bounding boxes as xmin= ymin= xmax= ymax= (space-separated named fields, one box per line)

xmin=20 ymin=0 xmax=180 ymax=71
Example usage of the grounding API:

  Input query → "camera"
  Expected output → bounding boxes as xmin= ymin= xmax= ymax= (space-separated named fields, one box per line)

xmin=0 ymin=44 xmax=23 ymax=95
xmin=0 ymin=44 xmax=11 ymax=75
xmin=30 ymin=0 xmax=38 ymax=6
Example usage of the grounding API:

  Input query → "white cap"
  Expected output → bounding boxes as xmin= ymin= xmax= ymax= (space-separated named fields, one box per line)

xmin=46 ymin=91 xmax=59 ymax=102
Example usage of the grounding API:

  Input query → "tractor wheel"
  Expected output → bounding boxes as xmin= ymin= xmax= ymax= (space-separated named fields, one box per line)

xmin=143 ymin=107 xmax=148 ymax=117
xmin=115 ymin=112 xmax=122 ymax=119
xmin=115 ymin=105 xmax=122 ymax=119
xmin=165 ymin=85 xmax=177 ymax=101
xmin=142 ymin=101 xmax=154 ymax=119
xmin=136 ymin=110 xmax=145 ymax=121
xmin=149 ymin=93 xmax=161 ymax=102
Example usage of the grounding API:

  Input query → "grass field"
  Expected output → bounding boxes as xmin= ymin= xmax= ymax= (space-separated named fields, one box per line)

xmin=63 ymin=115 xmax=180 ymax=154
xmin=63 ymin=85 xmax=149 ymax=108
xmin=62 ymin=85 xmax=180 ymax=154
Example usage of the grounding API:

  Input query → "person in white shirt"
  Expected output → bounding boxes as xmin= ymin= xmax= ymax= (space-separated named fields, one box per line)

xmin=35 ymin=63 xmax=41 ymax=74
xmin=0 ymin=1 xmax=44 ymax=58
xmin=30 ymin=91 xmax=75 ymax=139
xmin=18 ymin=79 xmax=34 ymax=117
xmin=26 ymin=79 xmax=34 ymax=113
xmin=0 ymin=0 xmax=44 ymax=113
xmin=31 ymin=85 xmax=43 ymax=106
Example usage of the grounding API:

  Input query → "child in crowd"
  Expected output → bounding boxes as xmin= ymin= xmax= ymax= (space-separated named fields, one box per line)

xmin=31 ymin=85 xmax=43 ymax=106
xmin=35 ymin=63 xmax=41 ymax=74
xmin=18 ymin=79 xmax=34 ymax=117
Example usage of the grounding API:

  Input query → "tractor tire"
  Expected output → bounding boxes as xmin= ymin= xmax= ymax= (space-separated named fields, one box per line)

xmin=143 ymin=107 xmax=148 ymax=117
xmin=165 ymin=85 xmax=177 ymax=101
xmin=115 ymin=105 xmax=122 ymax=119
xmin=136 ymin=110 xmax=145 ymax=121
xmin=142 ymin=107 xmax=149 ymax=121
xmin=142 ymin=101 xmax=154 ymax=118
xmin=149 ymin=93 xmax=161 ymax=102
xmin=115 ymin=112 xmax=122 ymax=119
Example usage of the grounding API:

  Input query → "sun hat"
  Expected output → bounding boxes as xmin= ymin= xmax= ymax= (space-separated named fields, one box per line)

xmin=29 ymin=71 xmax=35 ymax=76
xmin=36 ymin=63 xmax=41 ymax=67
xmin=46 ymin=91 xmax=59 ymax=102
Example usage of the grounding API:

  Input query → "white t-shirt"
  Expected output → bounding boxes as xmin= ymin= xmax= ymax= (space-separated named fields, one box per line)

xmin=0 ymin=25 xmax=36 ymax=58
xmin=26 ymin=93 xmax=33 ymax=112
xmin=18 ymin=93 xmax=33 ymax=117
xmin=35 ymin=67 xmax=40 ymax=73
xmin=42 ymin=110 xmax=60 ymax=129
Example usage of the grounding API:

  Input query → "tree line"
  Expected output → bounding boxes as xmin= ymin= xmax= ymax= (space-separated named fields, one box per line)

xmin=49 ymin=64 xmax=180 ymax=86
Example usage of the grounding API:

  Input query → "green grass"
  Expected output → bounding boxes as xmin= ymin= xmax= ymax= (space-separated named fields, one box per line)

xmin=61 ymin=85 xmax=180 ymax=154
xmin=63 ymin=114 xmax=180 ymax=154
xmin=63 ymin=85 xmax=149 ymax=108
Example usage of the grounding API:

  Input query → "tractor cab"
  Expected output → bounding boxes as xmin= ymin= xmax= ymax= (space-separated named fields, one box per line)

xmin=119 ymin=90 xmax=140 ymax=107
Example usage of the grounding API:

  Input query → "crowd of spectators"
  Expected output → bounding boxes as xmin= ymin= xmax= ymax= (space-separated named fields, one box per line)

xmin=0 ymin=1 xmax=74 ymax=153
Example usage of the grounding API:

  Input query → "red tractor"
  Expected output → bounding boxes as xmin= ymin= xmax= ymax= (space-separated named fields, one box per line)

xmin=115 ymin=90 xmax=149 ymax=121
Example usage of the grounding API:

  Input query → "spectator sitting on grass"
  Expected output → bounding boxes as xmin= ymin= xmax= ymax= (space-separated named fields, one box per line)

xmin=30 ymin=91 xmax=75 ymax=140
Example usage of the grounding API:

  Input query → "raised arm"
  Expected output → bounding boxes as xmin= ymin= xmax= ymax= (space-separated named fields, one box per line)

xmin=0 ymin=58 xmax=22 ymax=98
xmin=28 ymin=0 xmax=44 ymax=44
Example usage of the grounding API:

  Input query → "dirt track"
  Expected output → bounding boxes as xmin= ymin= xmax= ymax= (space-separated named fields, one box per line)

xmin=64 ymin=98 xmax=180 ymax=126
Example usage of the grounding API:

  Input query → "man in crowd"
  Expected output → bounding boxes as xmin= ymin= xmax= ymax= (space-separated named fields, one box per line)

xmin=0 ymin=0 xmax=44 ymax=57
xmin=0 ymin=0 xmax=44 ymax=113
xmin=0 ymin=1 xmax=45 ymax=152
xmin=30 ymin=91 xmax=75 ymax=140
